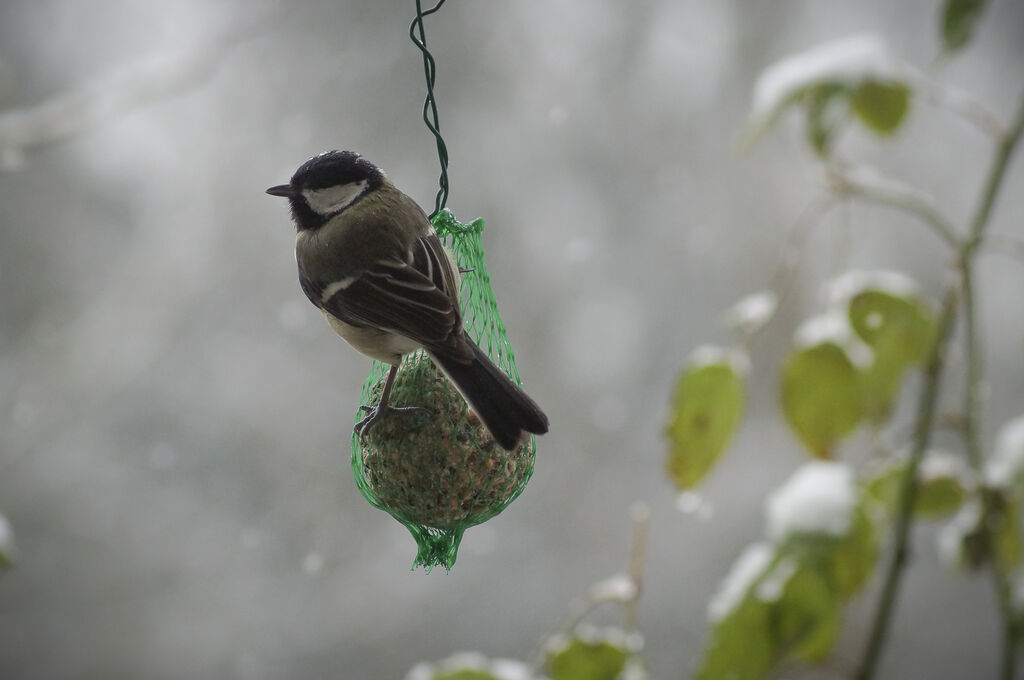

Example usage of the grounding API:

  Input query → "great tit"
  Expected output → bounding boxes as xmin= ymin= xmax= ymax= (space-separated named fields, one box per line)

xmin=267 ymin=150 xmax=549 ymax=450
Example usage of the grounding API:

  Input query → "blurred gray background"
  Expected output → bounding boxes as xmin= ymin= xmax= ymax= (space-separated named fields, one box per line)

xmin=1 ymin=1 xmax=1022 ymax=678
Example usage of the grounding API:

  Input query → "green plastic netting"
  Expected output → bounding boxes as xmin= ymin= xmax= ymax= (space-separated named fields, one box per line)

xmin=350 ymin=209 xmax=537 ymax=571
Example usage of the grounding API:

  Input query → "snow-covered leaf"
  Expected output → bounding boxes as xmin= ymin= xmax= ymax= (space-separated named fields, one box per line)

xmin=665 ymin=351 xmax=746 ymax=490
xmin=698 ymin=545 xmax=776 ymax=680
xmin=546 ymin=630 xmax=638 ymax=680
xmin=743 ymin=35 xmax=911 ymax=150
xmin=766 ymin=462 xmax=857 ymax=544
xmin=407 ymin=653 xmax=532 ymax=680
xmin=842 ymin=280 xmax=935 ymax=423
xmin=848 ymin=288 xmax=935 ymax=366
xmin=433 ymin=671 xmax=501 ymax=680
xmin=699 ymin=546 xmax=840 ymax=677
xmin=917 ymin=454 xmax=972 ymax=518
xmin=708 ymin=542 xmax=776 ymax=623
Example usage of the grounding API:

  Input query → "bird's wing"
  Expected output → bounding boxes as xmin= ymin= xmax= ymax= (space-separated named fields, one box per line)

xmin=312 ymin=233 xmax=472 ymax=361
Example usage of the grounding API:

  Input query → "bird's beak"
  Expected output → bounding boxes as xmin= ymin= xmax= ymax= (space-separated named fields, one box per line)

xmin=266 ymin=184 xmax=295 ymax=197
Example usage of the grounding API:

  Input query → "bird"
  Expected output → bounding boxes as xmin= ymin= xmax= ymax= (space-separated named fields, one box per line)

xmin=267 ymin=150 xmax=548 ymax=450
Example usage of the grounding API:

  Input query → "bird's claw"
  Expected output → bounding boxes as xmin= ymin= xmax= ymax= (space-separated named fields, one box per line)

xmin=354 ymin=403 xmax=431 ymax=440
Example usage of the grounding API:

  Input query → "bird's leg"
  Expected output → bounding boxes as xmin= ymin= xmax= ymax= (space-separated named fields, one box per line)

xmin=354 ymin=364 xmax=429 ymax=438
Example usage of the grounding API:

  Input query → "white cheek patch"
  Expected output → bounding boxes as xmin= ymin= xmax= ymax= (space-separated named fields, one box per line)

xmin=303 ymin=180 xmax=368 ymax=215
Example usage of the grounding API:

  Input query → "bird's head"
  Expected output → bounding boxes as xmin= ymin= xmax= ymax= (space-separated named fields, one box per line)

xmin=266 ymin=150 xmax=385 ymax=230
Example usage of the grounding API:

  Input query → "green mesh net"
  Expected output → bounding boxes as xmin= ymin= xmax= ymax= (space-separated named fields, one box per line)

xmin=350 ymin=209 xmax=537 ymax=572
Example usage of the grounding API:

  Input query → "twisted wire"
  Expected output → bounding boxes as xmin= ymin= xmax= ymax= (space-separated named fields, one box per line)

xmin=409 ymin=0 xmax=449 ymax=217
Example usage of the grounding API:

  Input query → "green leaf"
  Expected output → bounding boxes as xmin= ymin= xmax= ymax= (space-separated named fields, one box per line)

xmin=781 ymin=342 xmax=863 ymax=458
xmin=805 ymin=84 xmax=848 ymax=157
xmin=941 ymin=0 xmax=988 ymax=53
xmin=829 ymin=505 xmax=878 ymax=598
xmin=864 ymin=457 xmax=969 ymax=520
xmin=850 ymin=80 xmax=910 ymax=134
xmin=665 ymin=358 xmax=746 ymax=490
xmin=849 ymin=290 xmax=935 ymax=423
xmin=697 ymin=596 xmax=775 ymax=680
xmin=993 ymin=494 xmax=1023 ymax=572
xmin=0 ymin=513 xmax=12 ymax=570
xmin=917 ymin=475 xmax=970 ymax=519
xmin=773 ymin=566 xmax=840 ymax=662
xmin=864 ymin=462 xmax=902 ymax=511
xmin=698 ymin=558 xmax=841 ymax=678
xmin=849 ymin=290 xmax=935 ymax=365
xmin=548 ymin=637 xmax=630 ymax=680
xmin=741 ymin=35 xmax=901 ymax=152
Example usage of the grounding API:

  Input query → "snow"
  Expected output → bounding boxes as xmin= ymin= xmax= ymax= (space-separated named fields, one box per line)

xmin=406 ymin=652 xmax=532 ymax=680
xmin=751 ymin=34 xmax=905 ymax=123
xmin=825 ymin=269 xmax=921 ymax=309
xmin=755 ymin=556 xmax=798 ymax=603
xmin=677 ymin=491 xmax=714 ymax=520
xmin=708 ymin=541 xmax=774 ymax=622
xmin=588 ymin=574 xmax=638 ymax=603
xmin=0 ymin=513 xmax=12 ymax=557
xmin=766 ymin=461 xmax=857 ymax=543
xmin=793 ymin=311 xmax=873 ymax=368
xmin=936 ymin=500 xmax=983 ymax=569
xmin=689 ymin=345 xmax=750 ymax=375
xmin=986 ymin=415 xmax=1024 ymax=488
xmin=725 ymin=290 xmax=779 ymax=335
xmin=919 ymin=449 xmax=972 ymax=485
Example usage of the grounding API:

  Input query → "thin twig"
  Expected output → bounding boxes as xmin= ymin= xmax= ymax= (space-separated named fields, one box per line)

xmin=912 ymin=73 xmax=1008 ymax=141
xmin=732 ymin=196 xmax=840 ymax=351
xmin=825 ymin=164 xmax=960 ymax=249
xmin=622 ymin=502 xmax=651 ymax=632
xmin=980 ymin=233 xmax=1024 ymax=266
xmin=528 ymin=504 xmax=650 ymax=672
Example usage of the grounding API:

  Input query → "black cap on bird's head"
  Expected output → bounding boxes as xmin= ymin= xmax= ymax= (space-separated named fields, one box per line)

xmin=267 ymin=150 xmax=385 ymax=230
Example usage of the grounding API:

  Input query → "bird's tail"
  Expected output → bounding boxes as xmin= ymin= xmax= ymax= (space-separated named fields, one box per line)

xmin=429 ymin=340 xmax=548 ymax=450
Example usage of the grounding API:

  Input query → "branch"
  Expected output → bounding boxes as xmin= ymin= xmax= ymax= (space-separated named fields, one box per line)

xmin=855 ymin=89 xmax=1024 ymax=680
xmin=825 ymin=164 xmax=960 ymax=249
